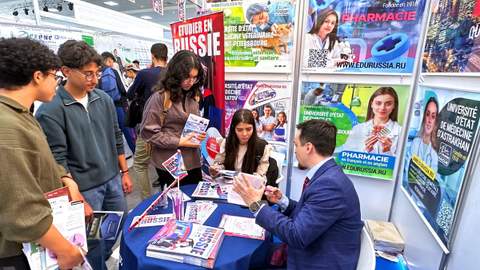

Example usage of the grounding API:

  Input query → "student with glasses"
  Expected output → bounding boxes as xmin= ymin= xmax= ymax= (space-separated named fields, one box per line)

xmin=0 ymin=38 xmax=87 ymax=270
xmin=140 ymin=50 xmax=207 ymax=188
xmin=36 ymin=40 xmax=133 ymax=270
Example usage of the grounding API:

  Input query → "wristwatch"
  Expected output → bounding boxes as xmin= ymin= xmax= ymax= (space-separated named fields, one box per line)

xmin=249 ymin=200 xmax=267 ymax=213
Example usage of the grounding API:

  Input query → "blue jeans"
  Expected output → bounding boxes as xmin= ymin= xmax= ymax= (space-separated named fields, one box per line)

xmin=82 ymin=174 xmax=127 ymax=270
xmin=116 ymin=106 xmax=136 ymax=153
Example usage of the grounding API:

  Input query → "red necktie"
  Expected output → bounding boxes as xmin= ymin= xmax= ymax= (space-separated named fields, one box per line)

xmin=302 ymin=177 xmax=310 ymax=193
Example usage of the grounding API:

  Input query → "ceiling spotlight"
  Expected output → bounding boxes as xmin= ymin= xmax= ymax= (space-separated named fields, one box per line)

xmin=24 ymin=8 xmax=29 ymax=15
xmin=12 ymin=10 xmax=18 ymax=16
xmin=57 ymin=4 xmax=62 ymax=12
xmin=68 ymin=2 xmax=74 ymax=10
xmin=43 ymin=5 xmax=48 ymax=12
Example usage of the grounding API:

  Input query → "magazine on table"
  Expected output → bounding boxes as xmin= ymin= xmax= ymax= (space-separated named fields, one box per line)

xmin=184 ymin=201 xmax=218 ymax=225
xmin=146 ymin=219 xmax=224 ymax=269
xmin=227 ymin=173 xmax=265 ymax=206
xmin=219 ymin=214 xmax=266 ymax=240
xmin=130 ymin=214 xmax=174 ymax=228
xmin=181 ymin=114 xmax=210 ymax=144
xmin=86 ymin=211 xmax=124 ymax=241
xmin=191 ymin=181 xmax=231 ymax=200
xmin=23 ymin=187 xmax=91 ymax=270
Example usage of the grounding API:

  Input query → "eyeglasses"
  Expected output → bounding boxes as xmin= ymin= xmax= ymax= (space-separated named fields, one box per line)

xmin=73 ymin=69 xmax=102 ymax=81
xmin=183 ymin=76 xmax=199 ymax=84
xmin=47 ymin=72 xmax=63 ymax=85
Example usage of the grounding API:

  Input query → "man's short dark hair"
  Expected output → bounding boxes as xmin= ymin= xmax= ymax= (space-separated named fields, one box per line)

xmin=101 ymin=51 xmax=116 ymax=62
xmin=57 ymin=40 xmax=102 ymax=69
xmin=296 ymin=119 xmax=337 ymax=156
xmin=0 ymin=38 xmax=60 ymax=89
xmin=151 ymin=43 xmax=168 ymax=61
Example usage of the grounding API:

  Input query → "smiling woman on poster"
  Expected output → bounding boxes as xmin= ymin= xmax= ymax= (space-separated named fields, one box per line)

xmin=408 ymin=97 xmax=439 ymax=171
xmin=343 ymin=87 xmax=401 ymax=155
xmin=303 ymin=8 xmax=352 ymax=69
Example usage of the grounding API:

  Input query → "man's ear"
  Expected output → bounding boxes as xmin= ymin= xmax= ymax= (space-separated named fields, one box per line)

xmin=31 ymin=70 xmax=45 ymax=85
xmin=60 ymin=66 xmax=70 ymax=77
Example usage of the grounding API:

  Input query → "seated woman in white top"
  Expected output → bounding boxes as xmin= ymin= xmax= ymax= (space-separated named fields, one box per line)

xmin=343 ymin=87 xmax=401 ymax=155
xmin=210 ymin=109 xmax=278 ymax=186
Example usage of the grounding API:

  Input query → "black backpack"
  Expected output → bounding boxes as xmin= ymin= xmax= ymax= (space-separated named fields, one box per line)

xmin=254 ymin=139 xmax=279 ymax=187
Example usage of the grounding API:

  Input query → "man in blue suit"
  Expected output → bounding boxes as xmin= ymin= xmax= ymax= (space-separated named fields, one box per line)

xmin=234 ymin=119 xmax=363 ymax=270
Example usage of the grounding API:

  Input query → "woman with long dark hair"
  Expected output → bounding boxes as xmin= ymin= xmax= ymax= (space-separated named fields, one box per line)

xmin=303 ymin=8 xmax=352 ymax=68
xmin=141 ymin=50 xmax=206 ymax=187
xmin=210 ymin=109 xmax=276 ymax=185
xmin=343 ymin=87 xmax=402 ymax=155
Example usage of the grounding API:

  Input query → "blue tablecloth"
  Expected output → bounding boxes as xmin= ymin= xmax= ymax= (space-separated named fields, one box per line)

xmin=119 ymin=184 xmax=270 ymax=270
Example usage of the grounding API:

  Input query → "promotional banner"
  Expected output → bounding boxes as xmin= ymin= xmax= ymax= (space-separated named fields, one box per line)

xmin=299 ymin=82 xmax=410 ymax=180
xmin=171 ymin=12 xmax=226 ymax=135
xmin=0 ymin=23 xmax=83 ymax=52
xmin=93 ymin=35 xmax=154 ymax=69
xmin=207 ymin=0 xmax=296 ymax=72
xmin=225 ymin=80 xmax=291 ymax=156
xmin=402 ymin=86 xmax=480 ymax=247
xmin=303 ymin=0 xmax=426 ymax=73
xmin=423 ymin=0 xmax=480 ymax=72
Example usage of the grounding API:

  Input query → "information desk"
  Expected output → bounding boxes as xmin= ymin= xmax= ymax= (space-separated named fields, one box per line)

xmin=120 ymin=184 xmax=270 ymax=270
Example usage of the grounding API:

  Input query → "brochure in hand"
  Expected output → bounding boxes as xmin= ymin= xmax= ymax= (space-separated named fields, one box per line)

xmin=86 ymin=211 xmax=124 ymax=241
xmin=191 ymin=181 xmax=231 ymax=200
xmin=219 ymin=214 xmax=266 ymax=240
xmin=227 ymin=173 xmax=265 ymax=206
xmin=23 ymin=187 xmax=91 ymax=270
xmin=181 ymin=114 xmax=210 ymax=144
xmin=146 ymin=219 xmax=224 ymax=269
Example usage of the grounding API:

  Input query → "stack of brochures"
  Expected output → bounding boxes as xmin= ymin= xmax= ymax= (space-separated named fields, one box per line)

xmin=192 ymin=181 xmax=231 ymax=200
xmin=365 ymin=219 xmax=405 ymax=255
xmin=219 ymin=215 xmax=266 ymax=240
xmin=184 ymin=201 xmax=218 ymax=224
xmin=146 ymin=219 xmax=224 ymax=269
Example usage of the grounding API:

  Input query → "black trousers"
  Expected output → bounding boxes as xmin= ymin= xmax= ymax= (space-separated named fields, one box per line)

xmin=155 ymin=167 xmax=202 ymax=188
xmin=0 ymin=254 xmax=31 ymax=270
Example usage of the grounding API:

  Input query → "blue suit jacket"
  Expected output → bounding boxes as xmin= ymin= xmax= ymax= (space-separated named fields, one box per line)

xmin=256 ymin=159 xmax=363 ymax=270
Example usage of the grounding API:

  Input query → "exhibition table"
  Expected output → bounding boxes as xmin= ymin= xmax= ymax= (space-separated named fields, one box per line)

xmin=119 ymin=184 xmax=270 ymax=270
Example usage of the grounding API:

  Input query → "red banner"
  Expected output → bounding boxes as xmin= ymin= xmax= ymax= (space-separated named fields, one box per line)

xmin=171 ymin=12 xmax=225 ymax=135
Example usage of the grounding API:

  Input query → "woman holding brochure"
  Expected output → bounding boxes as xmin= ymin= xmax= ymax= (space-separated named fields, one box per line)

xmin=210 ymin=109 xmax=278 ymax=187
xmin=141 ymin=50 xmax=207 ymax=187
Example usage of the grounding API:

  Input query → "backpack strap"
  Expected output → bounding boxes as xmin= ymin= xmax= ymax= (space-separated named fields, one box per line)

xmin=160 ymin=90 xmax=172 ymax=126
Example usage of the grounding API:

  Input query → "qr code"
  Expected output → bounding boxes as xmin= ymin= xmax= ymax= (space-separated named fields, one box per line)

xmin=436 ymin=200 xmax=454 ymax=237
xmin=307 ymin=49 xmax=328 ymax=68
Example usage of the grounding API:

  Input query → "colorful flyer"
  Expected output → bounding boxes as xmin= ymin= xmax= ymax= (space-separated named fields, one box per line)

xmin=303 ymin=0 xmax=426 ymax=73
xmin=225 ymin=80 xmax=291 ymax=156
xmin=423 ymin=0 xmax=480 ymax=72
xmin=299 ymin=82 xmax=410 ymax=180
xmin=171 ymin=12 xmax=226 ymax=134
xmin=402 ymin=86 xmax=480 ymax=248
xmin=207 ymin=0 xmax=296 ymax=72
xmin=162 ymin=150 xmax=188 ymax=180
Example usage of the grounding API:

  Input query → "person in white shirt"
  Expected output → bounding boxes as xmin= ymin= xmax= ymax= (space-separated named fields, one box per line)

xmin=407 ymin=97 xmax=439 ymax=171
xmin=259 ymin=104 xmax=276 ymax=141
xmin=303 ymin=8 xmax=352 ymax=69
xmin=343 ymin=87 xmax=401 ymax=155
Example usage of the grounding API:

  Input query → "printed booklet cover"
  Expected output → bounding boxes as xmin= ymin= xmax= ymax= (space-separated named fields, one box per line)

xmin=219 ymin=214 xmax=266 ymax=240
xmin=146 ymin=219 xmax=224 ymax=269
xmin=184 ymin=201 xmax=218 ymax=225
xmin=181 ymin=114 xmax=210 ymax=144
xmin=86 ymin=211 xmax=124 ymax=241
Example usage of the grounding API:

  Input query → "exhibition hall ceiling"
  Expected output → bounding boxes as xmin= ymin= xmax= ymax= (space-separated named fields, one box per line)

xmin=0 ymin=0 xmax=197 ymax=28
